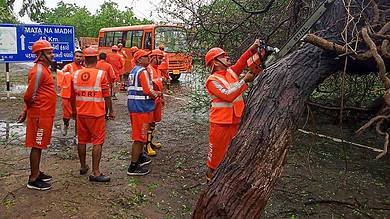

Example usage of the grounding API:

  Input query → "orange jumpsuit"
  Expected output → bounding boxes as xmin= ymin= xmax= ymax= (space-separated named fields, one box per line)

xmin=71 ymin=68 xmax=110 ymax=145
xmin=107 ymin=52 xmax=124 ymax=80
xmin=24 ymin=62 xmax=57 ymax=149
xmin=205 ymin=49 xmax=254 ymax=170
xmin=61 ymin=62 xmax=83 ymax=119
xmin=148 ymin=64 xmax=164 ymax=122
xmin=158 ymin=52 xmax=170 ymax=81
xmin=96 ymin=60 xmax=116 ymax=96
xmin=130 ymin=68 xmax=156 ymax=142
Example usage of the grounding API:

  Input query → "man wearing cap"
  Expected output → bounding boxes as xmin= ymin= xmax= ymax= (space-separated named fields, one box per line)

xmin=127 ymin=50 xmax=162 ymax=176
xmin=129 ymin=46 xmax=139 ymax=72
xmin=71 ymin=47 xmax=114 ymax=182
xmin=60 ymin=49 xmax=84 ymax=137
xmin=145 ymin=49 xmax=165 ymax=156
xmin=157 ymin=44 xmax=171 ymax=93
xmin=96 ymin=52 xmax=116 ymax=119
xmin=204 ymin=39 xmax=261 ymax=182
xmin=106 ymin=45 xmax=124 ymax=99
xmin=17 ymin=40 xmax=57 ymax=190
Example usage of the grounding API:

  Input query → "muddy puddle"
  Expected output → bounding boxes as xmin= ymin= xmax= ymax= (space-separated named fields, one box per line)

xmin=0 ymin=121 xmax=25 ymax=143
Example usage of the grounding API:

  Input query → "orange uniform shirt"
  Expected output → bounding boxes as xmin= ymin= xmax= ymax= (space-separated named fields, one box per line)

xmin=107 ymin=52 xmax=124 ymax=79
xmin=24 ymin=62 xmax=57 ymax=118
xmin=96 ymin=60 xmax=116 ymax=83
xmin=205 ymin=49 xmax=254 ymax=124
xmin=148 ymin=64 xmax=163 ymax=91
xmin=61 ymin=62 xmax=84 ymax=98
xmin=62 ymin=62 xmax=83 ymax=74
xmin=71 ymin=68 xmax=110 ymax=117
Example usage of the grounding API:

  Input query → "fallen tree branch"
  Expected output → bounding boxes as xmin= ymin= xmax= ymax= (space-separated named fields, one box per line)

xmin=361 ymin=27 xmax=389 ymax=89
xmin=304 ymin=34 xmax=372 ymax=60
xmin=305 ymin=199 xmax=390 ymax=211
xmin=298 ymin=129 xmax=384 ymax=153
xmin=305 ymin=101 xmax=371 ymax=112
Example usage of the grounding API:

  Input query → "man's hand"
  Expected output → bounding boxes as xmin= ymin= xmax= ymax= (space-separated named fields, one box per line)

xmin=108 ymin=112 xmax=115 ymax=120
xmin=17 ymin=111 xmax=27 ymax=123
xmin=250 ymin=39 xmax=262 ymax=53
xmin=243 ymin=71 xmax=256 ymax=83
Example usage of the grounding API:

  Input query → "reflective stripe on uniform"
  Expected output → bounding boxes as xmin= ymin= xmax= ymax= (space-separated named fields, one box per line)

xmin=211 ymin=102 xmax=233 ymax=107
xmin=127 ymin=86 xmax=143 ymax=91
xmin=73 ymin=70 xmax=103 ymax=92
xmin=95 ymin=70 xmax=103 ymax=87
xmin=73 ymin=70 xmax=80 ymax=85
xmin=76 ymin=96 xmax=105 ymax=102
xmin=227 ymin=68 xmax=239 ymax=80
xmin=128 ymin=95 xmax=151 ymax=100
xmin=32 ymin=64 xmax=42 ymax=102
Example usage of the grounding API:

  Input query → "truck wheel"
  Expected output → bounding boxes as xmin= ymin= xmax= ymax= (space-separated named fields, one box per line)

xmin=170 ymin=73 xmax=181 ymax=81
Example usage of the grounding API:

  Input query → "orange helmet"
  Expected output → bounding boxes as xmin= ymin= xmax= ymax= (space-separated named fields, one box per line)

xmin=32 ymin=40 xmax=54 ymax=54
xmin=129 ymin=46 xmax=138 ymax=53
xmin=158 ymin=44 xmax=165 ymax=50
xmin=205 ymin=47 xmax=227 ymax=66
xmin=111 ymin=45 xmax=119 ymax=51
xmin=133 ymin=50 xmax=151 ymax=61
xmin=82 ymin=47 xmax=98 ymax=57
xmin=149 ymin=49 xmax=164 ymax=57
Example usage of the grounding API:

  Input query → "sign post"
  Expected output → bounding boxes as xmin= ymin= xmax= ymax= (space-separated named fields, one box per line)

xmin=0 ymin=24 xmax=74 ymax=100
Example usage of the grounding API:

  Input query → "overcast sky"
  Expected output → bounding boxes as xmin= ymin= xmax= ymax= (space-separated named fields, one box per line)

xmin=13 ymin=0 xmax=161 ymax=23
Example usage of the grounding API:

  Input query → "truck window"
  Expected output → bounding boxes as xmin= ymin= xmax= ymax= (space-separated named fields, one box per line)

xmin=132 ymin=31 xmax=143 ymax=48
xmin=144 ymin=32 xmax=152 ymax=50
xmin=105 ymin=31 xmax=114 ymax=46
xmin=124 ymin=31 xmax=132 ymax=48
xmin=113 ymin=31 xmax=123 ymax=46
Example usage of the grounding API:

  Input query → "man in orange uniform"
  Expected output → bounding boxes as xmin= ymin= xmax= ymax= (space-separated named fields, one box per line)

xmin=204 ymin=39 xmax=261 ymax=181
xmin=17 ymin=40 xmax=57 ymax=190
xmin=145 ymin=49 xmax=165 ymax=156
xmin=158 ymin=44 xmax=171 ymax=93
xmin=71 ymin=47 xmax=114 ymax=182
xmin=60 ymin=49 xmax=83 ymax=137
xmin=127 ymin=50 xmax=161 ymax=176
xmin=106 ymin=45 xmax=124 ymax=99
xmin=96 ymin=52 xmax=116 ymax=118
xmin=129 ymin=46 xmax=139 ymax=71
xmin=117 ymin=43 xmax=128 ymax=60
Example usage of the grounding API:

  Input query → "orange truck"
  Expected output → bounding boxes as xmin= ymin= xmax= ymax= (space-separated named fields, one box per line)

xmin=78 ymin=37 xmax=98 ymax=49
xmin=98 ymin=24 xmax=192 ymax=81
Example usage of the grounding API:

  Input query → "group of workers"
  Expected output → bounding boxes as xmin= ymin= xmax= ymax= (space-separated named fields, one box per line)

xmin=18 ymin=37 xmax=264 ymax=191
xmin=19 ymin=39 xmax=170 ymax=190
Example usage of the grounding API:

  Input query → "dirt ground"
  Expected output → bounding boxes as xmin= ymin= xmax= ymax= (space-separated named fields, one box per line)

xmin=0 ymin=63 xmax=389 ymax=218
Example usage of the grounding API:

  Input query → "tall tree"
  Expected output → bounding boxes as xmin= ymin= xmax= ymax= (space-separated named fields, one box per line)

xmin=193 ymin=0 xmax=390 ymax=217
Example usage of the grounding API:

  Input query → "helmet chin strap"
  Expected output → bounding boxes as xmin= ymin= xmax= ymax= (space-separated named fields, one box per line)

xmin=214 ymin=58 xmax=229 ymax=69
xmin=41 ymin=52 xmax=53 ymax=64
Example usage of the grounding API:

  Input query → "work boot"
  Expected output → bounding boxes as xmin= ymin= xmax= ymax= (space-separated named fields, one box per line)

xmin=151 ymin=131 xmax=161 ymax=149
xmin=146 ymin=131 xmax=157 ymax=156
xmin=146 ymin=143 xmax=157 ymax=156
xmin=61 ymin=124 xmax=68 ymax=136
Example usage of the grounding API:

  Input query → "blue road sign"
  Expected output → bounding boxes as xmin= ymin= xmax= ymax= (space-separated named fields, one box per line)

xmin=0 ymin=24 xmax=75 ymax=63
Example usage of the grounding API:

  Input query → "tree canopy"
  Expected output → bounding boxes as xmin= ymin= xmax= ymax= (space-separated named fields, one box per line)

xmin=0 ymin=0 xmax=152 ymax=38
xmin=36 ymin=1 xmax=152 ymax=38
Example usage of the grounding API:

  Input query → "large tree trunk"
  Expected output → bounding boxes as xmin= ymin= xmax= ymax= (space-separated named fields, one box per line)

xmin=193 ymin=44 xmax=339 ymax=218
xmin=193 ymin=0 xmax=389 ymax=217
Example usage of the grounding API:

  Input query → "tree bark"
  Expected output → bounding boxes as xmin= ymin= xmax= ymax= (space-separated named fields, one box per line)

xmin=193 ymin=0 xmax=389 ymax=218
xmin=193 ymin=44 xmax=339 ymax=218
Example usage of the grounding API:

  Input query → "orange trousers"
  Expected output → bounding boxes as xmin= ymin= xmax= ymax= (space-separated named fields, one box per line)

xmin=207 ymin=123 xmax=239 ymax=170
